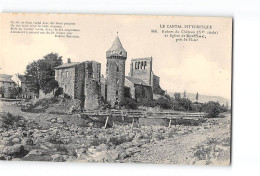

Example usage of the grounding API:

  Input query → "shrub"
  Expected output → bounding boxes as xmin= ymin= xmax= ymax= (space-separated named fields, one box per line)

xmin=99 ymin=96 xmax=111 ymax=110
xmin=54 ymin=87 xmax=63 ymax=97
xmin=138 ymin=99 xmax=157 ymax=107
xmin=191 ymin=103 xmax=203 ymax=112
xmin=155 ymin=97 xmax=173 ymax=109
xmin=0 ymin=112 xmax=24 ymax=129
xmin=21 ymin=97 xmax=60 ymax=113
xmin=119 ymin=98 xmax=138 ymax=109
xmin=202 ymin=101 xmax=222 ymax=117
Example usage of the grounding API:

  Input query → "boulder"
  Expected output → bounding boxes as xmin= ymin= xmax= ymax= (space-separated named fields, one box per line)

xmin=51 ymin=118 xmax=57 ymax=123
xmin=2 ymin=144 xmax=25 ymax=157
xmin=96 ymin=144 xmax=108 ymax=151
xmin=2 ymin=137 xmax=12 ymax=146
xmin=76 ymin=148 xmax=87 ymax=157
xmin=118 ymin=151 xmax=129 ymax=160
xmin=51 ymin=154 xmax=64 ymax=162
xmin=57 ymin=117 xmax=64 ymax=124
xmin=21 ymin=138 xmax=34 ymax=145
xmin=2 ymin=133 xmax=10 ymax=137
xmin=126 ymin=147 xmax=141 ymax=155
xmin=0 ymin=155 xmax=6 ymax=160
xmin=12 ymin=137 xmax=21 ymax=144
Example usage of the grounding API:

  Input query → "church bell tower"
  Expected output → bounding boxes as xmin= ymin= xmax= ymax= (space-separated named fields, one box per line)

xmin=106 ymin=34 xmax=127 ymax=106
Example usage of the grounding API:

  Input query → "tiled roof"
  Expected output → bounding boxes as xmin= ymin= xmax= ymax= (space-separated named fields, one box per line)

xmin=55 ymin=62 xmax=81 ymax=69
xmin=0 ymin=74 xmax=15 ymax=83
xmin=125 ymin=76 xmax=149 ymax=86
xmin=107 ymin=36 xmax=126 ymax=52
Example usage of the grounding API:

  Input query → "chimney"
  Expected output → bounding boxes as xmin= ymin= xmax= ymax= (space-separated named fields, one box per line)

xmin=67 ymin=58 xmax=71 ymax=63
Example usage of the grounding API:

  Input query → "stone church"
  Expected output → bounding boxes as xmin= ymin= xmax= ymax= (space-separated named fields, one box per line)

xmin=55 ymin=35 xmax=165 ymax=110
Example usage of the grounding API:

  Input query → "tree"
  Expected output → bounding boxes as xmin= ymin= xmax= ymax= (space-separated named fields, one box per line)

xmin=10 ymin=86 xmax=22 ymax=98
xmin=196 ymin=92 xmax=199 ymax=101
xmin=174 ymin=92 xmax=181 ymax=100
xmin=155 ymin=97 xmax=173 ymax=109
xmin=165 ymin=94 xmax=171 ymax=100
xmin=183 ymin=90 xmax=186 ymax=98
xmin=45 ymin=79 xmax=59 ymax=94
xmin=54 ymin=87 xmax=63 ymax=97
xmin=25 ymin=53 xmax=63 ymax=94
xmin=176 ymin=98 xmax=192 ymax=111
xmin=119 ymin=98 xmax=138 ymax=109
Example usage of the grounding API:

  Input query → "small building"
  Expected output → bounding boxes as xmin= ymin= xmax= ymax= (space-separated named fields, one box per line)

xmin=0 ymin=74 xmax=16 ymax=98
xmin=55 ymin=59 xmax=101 ymax=110
xmin=11 ymin=74 xmax=37 ymax=99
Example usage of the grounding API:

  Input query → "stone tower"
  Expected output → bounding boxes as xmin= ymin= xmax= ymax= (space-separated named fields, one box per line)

xmin=106 ymin=35 xmax=127 ymax=106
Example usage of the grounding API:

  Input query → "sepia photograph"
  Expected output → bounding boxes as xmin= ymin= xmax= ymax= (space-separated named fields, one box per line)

xmin=0 ymin=13 xmax=232 ymax=165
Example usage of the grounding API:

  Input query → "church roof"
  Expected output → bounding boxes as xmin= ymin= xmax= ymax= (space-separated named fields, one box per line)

xmin=125 ymin=76 xmax=149 ymax=86
xmin=107 ymin=36 xmax=126 ymax=52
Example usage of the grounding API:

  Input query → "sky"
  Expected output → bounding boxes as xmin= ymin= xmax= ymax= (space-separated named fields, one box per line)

xmin=0 ymin=13 xmax=232 ymax=99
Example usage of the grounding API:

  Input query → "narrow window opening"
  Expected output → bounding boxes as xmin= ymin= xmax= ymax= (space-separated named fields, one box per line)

xmin=144 ymin=61 xmax=147 ymax=69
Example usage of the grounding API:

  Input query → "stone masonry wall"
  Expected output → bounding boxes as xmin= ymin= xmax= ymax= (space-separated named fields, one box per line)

xmin=84 ymin=79 xmax=100 ymax=110
xmin=106 ymin=57 xmax=125 ymax=106
xmin=134 ymin=84 xmax=153 ymax=101
xmin=130 ymin=57 xmax=152 ymax=86
xmin=84 ymin=61 xmax=101 ymax=110
xmin=55 ymin=67 xmax=75 ymax=98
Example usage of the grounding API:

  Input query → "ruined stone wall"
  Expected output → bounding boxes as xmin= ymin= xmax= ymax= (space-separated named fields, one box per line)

xmin=55 ymin=67 xmax=75 ymax=98
xmin=74 ymin=63 xmax=85 ymax=105
xmin=84 ymin=61 xmax=101 ymax=110
xmin=130 ymin=57 xmax=152 ymax=85
xmin=152 ymin=74 xmax=160 ymax=90
xmin=152 ymin=73 xmax=165 ymax=95
xmin=125 ymin=78 xmax=135 ymax=99
xmin=106 ymin=57 xmax=126 ymax=106
xmin=134 ymin=84 xmax=153 ymax=101
xmin=100 ymin=77 xmax=106 ymax=100
xmin=84 ymin=79 xmax=100 ymax=110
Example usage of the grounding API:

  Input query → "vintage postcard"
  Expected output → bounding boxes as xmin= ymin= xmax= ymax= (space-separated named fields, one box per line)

xmin=0 ymin=13 xmax=232 ymax=165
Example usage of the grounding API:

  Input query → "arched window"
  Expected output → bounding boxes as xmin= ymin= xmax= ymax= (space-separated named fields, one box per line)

xmin=138 ymin=62 xmax=140 ymax=69
xmin=141 ymin=61 xmax=144 ymax=69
